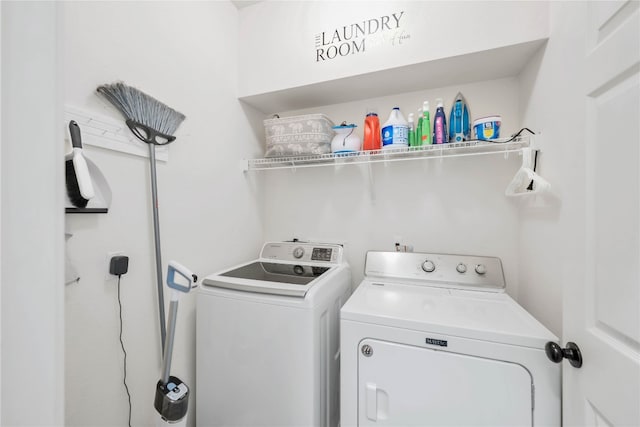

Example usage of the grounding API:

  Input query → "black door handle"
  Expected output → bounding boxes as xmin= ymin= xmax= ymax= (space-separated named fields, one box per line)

xmin=545 ymin=341 xmax=583 ymax=368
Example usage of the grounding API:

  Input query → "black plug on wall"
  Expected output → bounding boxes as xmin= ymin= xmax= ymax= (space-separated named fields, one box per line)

xmin=110 ymin=255 xmax=129 ymax=276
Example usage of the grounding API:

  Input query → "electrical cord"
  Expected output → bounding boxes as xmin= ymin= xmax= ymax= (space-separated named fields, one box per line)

xmin=466 ymin=127 xmax=536 ymax=144
xmin=504 ymin=127 xmax=536 ymax=143
xmin=117 ymin=274 xmax=132 ymax=427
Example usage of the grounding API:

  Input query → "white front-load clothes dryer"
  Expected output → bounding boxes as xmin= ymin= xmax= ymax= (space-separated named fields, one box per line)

xmin=341 ymin=251 xmax=561 ymax=427
xmin=197 ymin=242 xmax=351 ymax=427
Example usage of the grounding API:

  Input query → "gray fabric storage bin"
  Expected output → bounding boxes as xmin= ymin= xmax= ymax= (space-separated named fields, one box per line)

xmin=263 ymin=114 xmax=334 ymax=157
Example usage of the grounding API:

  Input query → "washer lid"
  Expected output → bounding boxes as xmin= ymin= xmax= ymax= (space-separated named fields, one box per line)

xmin=201 ymin=261 xmax=332 ymax=298
xmin=341 ymin=280 xmax=558 ymax=348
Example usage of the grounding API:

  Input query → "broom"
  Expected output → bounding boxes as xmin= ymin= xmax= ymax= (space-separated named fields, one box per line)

xmin=97 ymin=82 xmax=186 ymax=355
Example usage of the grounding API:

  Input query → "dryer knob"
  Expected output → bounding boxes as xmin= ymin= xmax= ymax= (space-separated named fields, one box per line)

xmin=422 ymin=260 xmax=436 ymax=273
xmin=456 ymin=263 xmax=467 ymax=274
xmin=475 ymin=264 xmax=487 ymax=275
xmin=293 ymin=247 xmax=305 ymax=259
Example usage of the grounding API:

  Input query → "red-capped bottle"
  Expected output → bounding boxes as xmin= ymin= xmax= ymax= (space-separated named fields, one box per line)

xmin=363 ymin=110 xmax=381 ymax=150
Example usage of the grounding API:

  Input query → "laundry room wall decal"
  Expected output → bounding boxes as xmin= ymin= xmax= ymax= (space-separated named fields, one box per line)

xmin=314 ymin=10 xmax=410 ymax=62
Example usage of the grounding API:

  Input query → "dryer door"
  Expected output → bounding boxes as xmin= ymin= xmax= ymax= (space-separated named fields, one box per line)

xmin=358 ymin=339 xmax=533 ymax=426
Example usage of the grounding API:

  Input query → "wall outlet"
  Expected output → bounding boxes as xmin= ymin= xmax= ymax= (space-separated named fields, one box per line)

xmin=105 ymin=251 xmax=124 ymax=281
xmin=393 ymin=235 xmax=413 ymax=252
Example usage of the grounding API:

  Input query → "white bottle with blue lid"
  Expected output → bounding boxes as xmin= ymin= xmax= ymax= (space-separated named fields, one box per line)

xmin=382 ymin=107 xmax=409 ymax=149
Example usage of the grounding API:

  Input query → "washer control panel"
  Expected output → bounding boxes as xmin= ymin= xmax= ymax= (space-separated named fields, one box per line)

xmin=260 ymin=242 xmax=343 ymax=264
xmin=365 ymin=251 xmax=505 ymax=291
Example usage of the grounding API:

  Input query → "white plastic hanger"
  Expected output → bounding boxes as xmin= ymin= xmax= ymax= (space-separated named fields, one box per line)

xmin=505 ymin=147 xmax=551 ymax=197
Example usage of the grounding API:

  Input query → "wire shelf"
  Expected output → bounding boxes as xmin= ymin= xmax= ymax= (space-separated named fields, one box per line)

xmin=243 ymin=136 xmax=531 ymax=171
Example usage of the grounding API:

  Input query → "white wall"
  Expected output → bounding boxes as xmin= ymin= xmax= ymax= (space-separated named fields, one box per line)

xmin=262 ymin=76 xmax=524 ymax=296
xmin=238 ymin=1 xmax=548 ymax=97
xmin=1 ymin=1 xmax=65 ymax=425
xmin=63 ymin=2 xmax=263 ymax=426
xmin=516 ymin=1 xmax=588 ymax=337
xmin=0 ymin=3 xmax=3 ymax=417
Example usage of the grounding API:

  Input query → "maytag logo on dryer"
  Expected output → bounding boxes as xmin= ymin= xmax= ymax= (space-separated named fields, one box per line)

xmin=314 ymin=11 xmax=409 ymax=62
xmin=425 ymin=337 xmax=448 ymax=347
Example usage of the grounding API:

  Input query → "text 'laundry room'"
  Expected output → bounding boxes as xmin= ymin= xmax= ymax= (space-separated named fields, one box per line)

xmin=1 ymin=1 xmax=638 ymax=427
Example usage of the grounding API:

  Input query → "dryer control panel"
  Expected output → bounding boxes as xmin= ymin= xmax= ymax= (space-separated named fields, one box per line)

xmin=260 ymin=242 xmax=343 ymax=264
xmin=365 ymin=251 xmax=505 ymax=291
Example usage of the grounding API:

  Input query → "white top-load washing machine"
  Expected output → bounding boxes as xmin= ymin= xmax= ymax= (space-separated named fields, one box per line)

xmin=341 ymin=251 xmax=560 ymax=427
xmin=197 ymin=241 xmax=351 ymax=427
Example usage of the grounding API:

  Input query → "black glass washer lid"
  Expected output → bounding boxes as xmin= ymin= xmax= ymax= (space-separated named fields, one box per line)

xmin=219 ymin=261 xmax=330 ymax=285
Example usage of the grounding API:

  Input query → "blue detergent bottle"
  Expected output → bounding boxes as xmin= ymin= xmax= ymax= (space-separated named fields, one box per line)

xmin=382 ymin=107 xmax=409 ymax=148
xmin=433 ymin=98 xmax=448 ymax=144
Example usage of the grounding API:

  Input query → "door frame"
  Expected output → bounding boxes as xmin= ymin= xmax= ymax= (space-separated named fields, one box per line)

xmin=0 ymin=2 xmax=65 ymax=425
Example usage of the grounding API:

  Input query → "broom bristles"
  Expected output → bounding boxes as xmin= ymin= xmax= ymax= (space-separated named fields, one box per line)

xmin=97 ymin=82 xmax=185 ymax=136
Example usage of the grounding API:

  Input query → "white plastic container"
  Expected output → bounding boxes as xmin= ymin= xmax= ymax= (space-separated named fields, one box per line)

xmin=381 ymin=107 xmax=409 ymax=149
xmin=331 ymin=123 xmax=361 ymax=154
xmin=473 ymin=116 xmax=502 ymax=140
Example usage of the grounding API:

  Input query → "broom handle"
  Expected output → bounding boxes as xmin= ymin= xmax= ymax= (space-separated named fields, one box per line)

xmin=149 ymin=144 xmax=167 ymax=355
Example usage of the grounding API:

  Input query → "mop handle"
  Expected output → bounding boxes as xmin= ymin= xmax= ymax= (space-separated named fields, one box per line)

xmin=161 ymin=262 xmax=197 ymax=385
xmin=149 ymin=144 xmax=167 ymax=354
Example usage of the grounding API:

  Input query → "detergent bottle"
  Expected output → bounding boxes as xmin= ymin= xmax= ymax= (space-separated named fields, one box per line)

xmin=363 ymin=109 xmax=381 ymax=150
xmin=382 ymin=107 xmax=409 ymax=149
xmin=415 ymin=107 xmax=423 ymax=146
xmin=407 ymin=113 xmax=415 ymax=147
xmin=419 ymin=101 xmax=431 ymax=145
xmin=433 ymin=98 xmax=448 ymax=144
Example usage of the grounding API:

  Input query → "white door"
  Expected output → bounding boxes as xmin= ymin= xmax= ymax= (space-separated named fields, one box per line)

xmin=563 ymin=1 xmax=640 ymax=425
xmin=357 ymin=339 xmax=533 ymax=426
